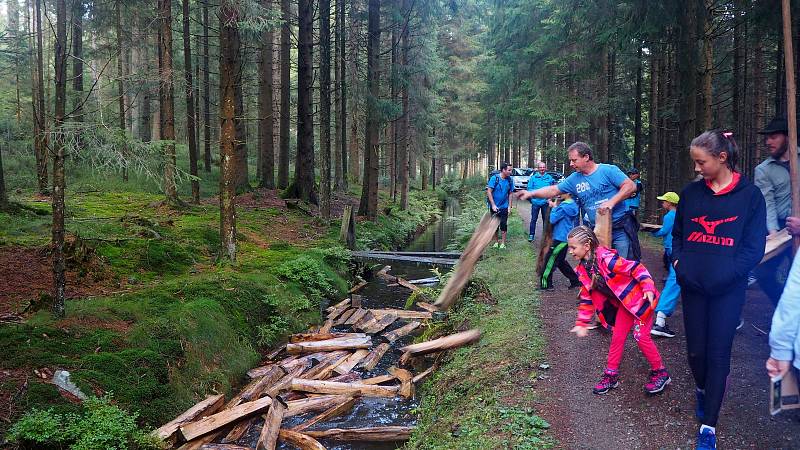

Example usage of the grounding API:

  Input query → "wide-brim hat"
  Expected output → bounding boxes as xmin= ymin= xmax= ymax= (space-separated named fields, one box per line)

xmin=758 ymin=117 xmax=789 ymax=135
xmin=656 ymin=191 xmax=680 ymax=204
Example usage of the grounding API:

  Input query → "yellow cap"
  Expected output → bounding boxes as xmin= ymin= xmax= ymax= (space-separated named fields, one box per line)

xmin=656 ymin=192 xmax=680 ymax=204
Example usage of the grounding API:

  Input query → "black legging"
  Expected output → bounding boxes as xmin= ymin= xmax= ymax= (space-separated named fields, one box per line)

xmin=681 ymin=287 xmax=746 ymax=427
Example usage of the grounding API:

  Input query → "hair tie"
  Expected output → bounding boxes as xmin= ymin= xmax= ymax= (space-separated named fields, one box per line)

xmin=722 ymin=131 xmax=733 ymax=138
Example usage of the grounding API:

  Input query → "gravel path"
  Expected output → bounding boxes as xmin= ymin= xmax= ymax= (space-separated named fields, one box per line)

xmin=515 ymin=202 xmax=800 ymax=449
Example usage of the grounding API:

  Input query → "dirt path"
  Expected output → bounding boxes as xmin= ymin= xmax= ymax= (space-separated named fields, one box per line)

xmin=515 ymin=202 xmax=800 ymax=449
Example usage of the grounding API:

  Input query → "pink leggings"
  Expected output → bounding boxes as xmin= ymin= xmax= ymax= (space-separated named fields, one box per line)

xmin=606 ymin=306 xmax=664 ymax=371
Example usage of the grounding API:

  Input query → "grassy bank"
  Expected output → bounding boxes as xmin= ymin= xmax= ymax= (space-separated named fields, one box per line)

xmin=407 ymin=198 xmax=556 ymax=449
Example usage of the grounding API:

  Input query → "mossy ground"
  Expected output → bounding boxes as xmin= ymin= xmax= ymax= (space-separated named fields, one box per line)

xmin=407 ymin=198 xmax=556 ymax=449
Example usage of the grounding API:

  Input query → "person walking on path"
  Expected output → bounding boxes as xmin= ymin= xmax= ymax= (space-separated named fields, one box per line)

xmin=566 ymin=225 xmax=671 ymax=396
xmin=671 ymin=130 xmax=766 ymax=450
xmin=539 ymin=193 xmax=581 ymax=290
xmin=754 ymin=117 xmax=797 ymax=306
xmin=766 ymin=248 xmax=800 ymax=385
xmin=527 ymin=161 xmax=556 ymax=242
xmin=487 ymin=162 xmax=514 ymax=249
xmin=625 ymin=168 xmax=643 ymax=217
xmin=651 ymin=192 xmax=680 ymax=338
xmin=517 ymin=142 xmax=640 ymax=259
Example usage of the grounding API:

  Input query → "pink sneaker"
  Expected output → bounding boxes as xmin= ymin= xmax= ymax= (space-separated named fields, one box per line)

xmin=644 ymin=368 xmax=671 ymax=394
xmin=593 ymin=369 xmax=620 ymax=395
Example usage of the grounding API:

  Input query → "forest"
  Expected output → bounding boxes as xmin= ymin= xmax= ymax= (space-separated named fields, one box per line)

xmin=0 ymin=0 xmax=797 ymax=448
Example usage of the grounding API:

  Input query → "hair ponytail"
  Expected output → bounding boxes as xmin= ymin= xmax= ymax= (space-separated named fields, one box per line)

xmin=567 ymin=225 xmax=603 ymax=290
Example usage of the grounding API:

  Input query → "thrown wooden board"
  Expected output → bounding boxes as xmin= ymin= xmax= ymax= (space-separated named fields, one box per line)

xmin=381 ymin=321 xmax=421 ymax=343
xmin=761 ymin=228 xmax=792 ymax=264
xmin=370 ymin=308 xmax=432 ymax=320
xmin=399 ymin=329 xmax=481 ymax=357
xmin=256 ymin=399 xmax=286 ymax=450
xmin=179 ymin=395 xmax=273 ymax=441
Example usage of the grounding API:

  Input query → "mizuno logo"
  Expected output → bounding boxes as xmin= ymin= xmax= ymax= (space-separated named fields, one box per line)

xmin=687 ymin=231 xmax=735 ymax=247
xmin=691 ymin=215 xmax=738 ymax=234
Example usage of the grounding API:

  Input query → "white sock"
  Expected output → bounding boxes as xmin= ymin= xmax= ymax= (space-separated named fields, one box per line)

xmin=656 ymin=312 xmax=666 ymax=327
xmin=700 ymin=424 xmax=715 ymax=435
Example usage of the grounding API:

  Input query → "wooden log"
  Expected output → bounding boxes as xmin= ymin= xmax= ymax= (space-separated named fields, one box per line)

xmin=359 ymin=342 xmax=391 ymax=371
xmin=291 ymin=396 xmax=357 ymax=432
xmin=285 ymin=394 xmax=352 ymax=417
xmin=396 ymin=277 xmax=420 ymax=292
xmin=220 ymin=417 xmax=256 ymax=444
xmin=334 ymin=308 xmax=357 ymax=326
xmin=264 ymin=365 xmax=305 ymax=399
xmin=327 ymin=299 xmax=351 ymax=320
xmin=370 ymin=308 xmax=432 ymax=320
xmin=412 ymin=363 xmax=438 ymax=384
xmin=594 ymin=207 xmax=612 ymax=248
xmin=388 ymin=366 xmax=414 ymax=399
xmin=256 ymin=399 xmax=286 ymax=450
xmin=339 ymin=204 xmax=356 ymax=249
xmin=381 ymin=321 xmax=421 ymax=343
xmin=179 ymin=396 xmax=273 ymax=442
xmin=286 ymin=336 xmax=372 ymax=354
xmin=351 ymin=310 xmax=376 ymax=329
xmin=177 ymin=432 xmax=219 ymax=450
xmin=415 ymin=302 xmax=439 ymax=313
xmin=350 ymin=294 xmax=362 ymax=308
xmin=290 ymin=378 xmax=400 ymax=398
xmin=639 ymin=222 xmax=662 ymax=232
xmin=354 ymin=313 xmax=382 ymax=333
xmin=344 ymin=308 xmax=368 ymax=326
xmin=362 ymin=313 xmax=398 ymax=334
xmin=361 ymin=374 xmax=396 ymax=385
xmin=762 ymin=228 xmax=792 ymax=264
xmin=303 ymin=426 xmax=413 ymax=441
xmin=199 ymin=444 xmax=252 ymax=450
xmin=348 ymin=279 xmax=368 ymax=294
xmin=290 ymin=332 xmax=363 ymax=343
xmin=326 ymin=298 xmax=350 ymax=313
xmin=264 ymin=344 xmax=286 ymax=362
xmin=327 ymin=372 xmax=361 ymax=383
xmin=239 ymin=366 xmax=286 ymax=402
xmin=303 ymin=352 xmax=351 ymax=380
xmin=318 ymin=318 xmax=334 ymax=333
xmin=400 ymin=329 xmax=481 ymax=357
xmin=433 ymin=212 xmax=499 ymax=310
xmin=153 ymin=394 xmax=225 ymax=443
xmin=408 ymin=276 xmax=439 ymax=285
xmin=375 ymin=265 xmax=394 ymax=280
xmin=278 ymin=429 xmax=326 ymax=450
xmin=333 ymin=349 xmax=371 ymax=375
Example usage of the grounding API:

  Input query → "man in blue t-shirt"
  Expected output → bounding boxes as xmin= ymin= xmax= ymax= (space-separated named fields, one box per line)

xmin=624 ymin=167 xmax=643 ymax=217
xmin=527 ymin=161 xmax=556 ymax=242
xmin=487 ymin=162 xmax=514 ymax=249
xmin=516 ymin=142 xmax=638 ymax=259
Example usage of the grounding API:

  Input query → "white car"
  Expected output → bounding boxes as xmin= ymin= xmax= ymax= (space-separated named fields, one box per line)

xmin=511 ymin=168 xmax=533 ymax=191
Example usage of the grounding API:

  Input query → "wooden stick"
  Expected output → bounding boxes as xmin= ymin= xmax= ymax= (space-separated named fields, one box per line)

xmin=239 ymin=366 xmax=286 ymax=402
xmin=318 ymin=318 xmax=334 ymax=334
xmin=412 ymin=362 xmax=439 ymax=384
xmin=290 ymin=378 xmax=400 ymax=398
xmin=300 ymin=351 xmax=350 ymax=380
xmin=290 ymin=332 xmax=363 ymax=343
xmin=783 ymin=0 xmax=800 ymax=253
xmin=399 ymin=329 xmax=482 ymax=357
xmin=327 ymin=299 xmax=351 ymax=320
xmin=382 ymin=321 xmax=421 ymax=343
xmin=278 ymin=429 xmax=326 ymax=450
xmin=153 ymin=394 xmax=225 ymax=443
xmin=256 ymin=399 xmax=286 ymax=450
xmin=179 ymin=396 xmax=273 ymax=441
xmin=326 ymin=298 xmax=349 ymax=313
xmin=359 ymin=342 xmax=391 ymax=371
xmin=334 ymin=308 xmax=357 ymax=325
xmin=291 ymin=396 xmax=357 ymax=432
xmin=302 ymin=426 xmax=413 ymax=441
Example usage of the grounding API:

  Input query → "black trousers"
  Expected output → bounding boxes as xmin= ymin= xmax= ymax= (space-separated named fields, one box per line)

xmin=540 ymin=240 xmax=579 ymax=288
xmin=754 ymin=245 xmax=791 ymax=306
xmin=681 ymin=287 xmax=746 ymax=427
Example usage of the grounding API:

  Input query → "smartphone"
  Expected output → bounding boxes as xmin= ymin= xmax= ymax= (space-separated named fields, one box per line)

xmin=771 ymin=375 xmax=783 ymax=416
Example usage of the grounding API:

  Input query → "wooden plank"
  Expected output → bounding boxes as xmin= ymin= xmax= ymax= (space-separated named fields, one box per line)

xmin=361 ymin=313 xmax=398 ymax=334
xmin=285 ymin=336 xmax=372 ymax=354
xmin=348 ymin=279 xmax=368 ymax=294
xmin=303 ymin=352 xmax=351 ymax=380
xmin=351 ymin=294 xmax=362 ymax=308
xmin=388 ymin=366 xmax=414 ymax=399
xmin=303 ymin=426 xmax=413 ymax=441
xmin=344 ymin=308 xmax=368 ymax=326
xmin=239 ymin=366 xmax=286 ymax=402
xmin=351 ymin=252 xmax=459 ymax=266
xmin=290 ymin=332 xmax=363 ymax=343
xmin=318 ymin=318 xmax=334 ymax=334
xmin=327 ymin=372 xmax=361 ymax=383
xmin=327 ymin=299 xmax=351 ymax=320
xmin=256 ymin=399 xmax=286 ymax=450
xmin=199 ymin=444 xmax=252 ymax=450
xmin=291 ymin=396 xmax=357 ymax=432
xmin=285 ymin=394 xmax=352 ymax=418
xmin=762 ymin=228 xmax=792 ymax=264
xmin=354 ymin=313 xmax=382 ymax=333
xmin=179 ymin=396 xmax=273 ymax=442
xmin=399 ymin=330 xmax=481 ymax=357
xmin=333 ymin=349 xmax=371 ymax=375
xmin=639 ymin=222 xmax=662 ymax=232
xmin=370 ymin=308 xmax=432 ymax=320
xmin=326 ymin=297 xmax=349 ymax=313
xmin=412 ymin=363 xmax=438 ymax=384
xmin=265 ymin=365 xmax=305 ymax=399
xmin=177 ymin=432 xmax=219 ymax=450
xmin=381 ymin=321 xmax=421 ymax=343
xmin=359 ymin=342 xmax=391 ymax=371
xmin=415 ymin=302 xmax=439 ymax=313
xmin=278 ymin=429 xmax=326 ymax=450
xmin=339 ymin=204 xmax=356 ymax=249
xmin=594 ymin=207 xmax=613 ymax=248
xmin=220 ymin=417 xmax=256 ymax=444
xmin=334 ymin=308 xmax=357 ymax=326
xmin=153 ymin=394 xmax=225 ymax=443
xmin=361 ymin=374 xmax=395 ymax=385
xmin=360 ymin=251 xmax=462 ymax=258
xmin=290 ymin=378 xmax=400 ymax=398
xmin=396 ymin=277 xmax=420 ymax=292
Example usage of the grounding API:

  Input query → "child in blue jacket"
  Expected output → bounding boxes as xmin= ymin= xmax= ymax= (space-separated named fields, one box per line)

xmin=651 ymin=191 xmax=679 ymax=338
xmin=540 ymin=193 xmax=581 ymax=290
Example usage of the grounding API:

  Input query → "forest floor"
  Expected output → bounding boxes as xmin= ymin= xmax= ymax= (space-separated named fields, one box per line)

xmin=516 ymin=203 xmax=800 ymax=449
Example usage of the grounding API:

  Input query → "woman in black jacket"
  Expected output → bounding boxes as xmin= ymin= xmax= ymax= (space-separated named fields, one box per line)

xmin=671 ymin=130 xmax=766 ymax=450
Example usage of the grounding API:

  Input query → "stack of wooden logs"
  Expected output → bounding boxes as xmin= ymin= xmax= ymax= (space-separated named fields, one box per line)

xmin=154 ymin=291 xmax=481 ymax=450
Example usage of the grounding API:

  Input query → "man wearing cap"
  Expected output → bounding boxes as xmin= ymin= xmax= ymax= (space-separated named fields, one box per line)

xmin=651 ymin=191 xmax=680 ymax=338
xmin=754 ymin=117 xmax=797 ymax=305
xmin=625 ymin=168 xmax=643 ymax=217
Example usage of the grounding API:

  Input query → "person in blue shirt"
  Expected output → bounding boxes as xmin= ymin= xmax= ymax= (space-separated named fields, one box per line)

xmin=487 ymin=162 xmax=514 ymax=249
xmin=527 ymin=162 xmax=556 ymax=242
xmin=539 ymin=193 xmax=581 ymax=290
xmin=625 ymin=168 xmax=643 ymax=217
xmin=651 ymin=191 xmax=679 ymax=338
xmin=517 ymin=142 xmax=638 ymax=259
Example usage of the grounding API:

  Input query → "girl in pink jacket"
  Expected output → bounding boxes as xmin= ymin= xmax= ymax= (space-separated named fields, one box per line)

xmin=567 ymin=225 xmax=671 ymax=395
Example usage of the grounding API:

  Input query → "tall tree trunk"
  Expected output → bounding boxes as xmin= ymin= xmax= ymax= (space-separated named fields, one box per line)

xmin=646 ymin=48 xmax=661 ymax=220
xmin=52 ymin=0 xmax=67 ymax=318
xmin=319 ymin=0 xmax=332 ymax=217
xmin=158 ymin=0 xmax=179 ymax=203
xmin=219 ymin=0 xmax=239 ymax=263
xmin=259 ymin=0 xmax=275 ymax=189
xmin=183 ymin=0 xmax=200 ymax=202
xmin=633 ymin=46 xmax=643 ymax=169
xmin=754 ymin=39 xmax=765 ymax=164
xmin=8 ymin=0 xmax=20 ymax=125
xmin=527 ymin=120 xmax=536 ymax=168
xmin=140 ymin=32 xmax=152 ymax=142
xmin=348 ymin=0 xmax=361 ymax=183
xmin=72 ymin=1 xmax=84 ymax=123
xmin=358 ymin=0 xmax=380 ymax=219
xmin=335 ymin=0 xmax=347 ymax=192
xmin=702 ymin=0 xmax=714 ymax=130
xmin=277 ymin=0 xmax=291 ymax=189
xmin=116 ymin=0 xmax=128 ymax=182
xmin=286 ymin=0 xmax=318 ymax=203
xmin=677 ymin=0 xmax=700 ymax=181
xmin=398 ymin=3 xmax=409 ymax=210
xmin=202 ymin=0 xmax=211 ymax=171
xmin=234 ymin=75 xmax=249 ymax=192
xmin=33 ymin=0 xmax=48 ymax=193
xmin=606 ymin=51 xmax=615 ymax=163
xmin=0 ymin=143 xmax=6 ymax=209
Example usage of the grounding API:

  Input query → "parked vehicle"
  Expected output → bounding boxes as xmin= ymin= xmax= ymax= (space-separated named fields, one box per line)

xmin=511 ymin=168 xmax=533 ymax=191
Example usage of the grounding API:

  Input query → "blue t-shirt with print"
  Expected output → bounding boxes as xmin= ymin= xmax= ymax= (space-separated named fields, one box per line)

xmin=487 ymin=174 xmax=513 ymax=209
xmin=527 ymin=172 xmax=556 ymax=206
xmin=556 ymin=164 xmax=629 ymax=224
